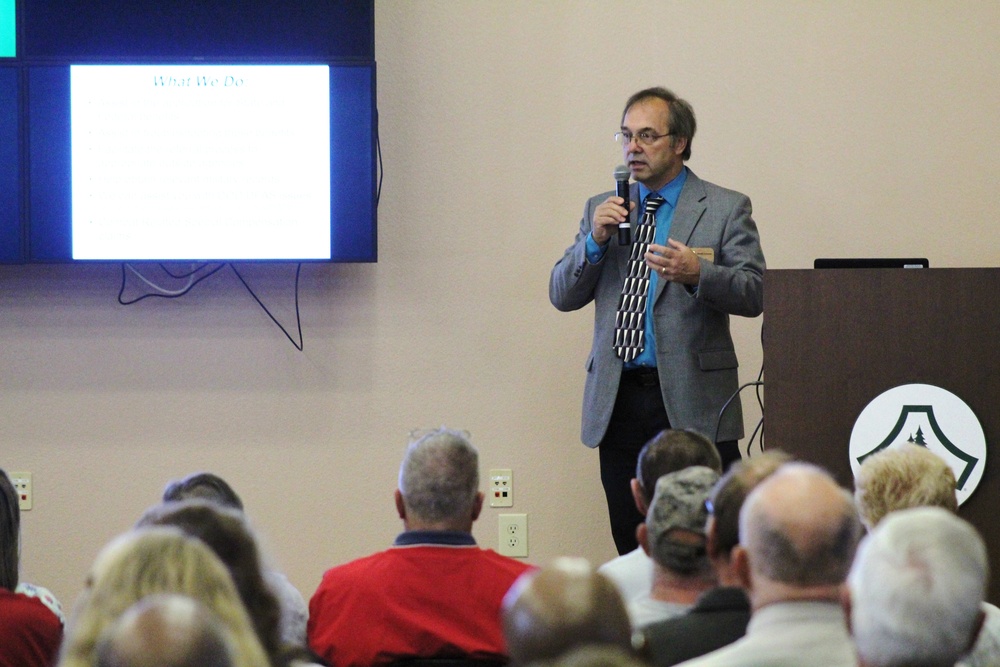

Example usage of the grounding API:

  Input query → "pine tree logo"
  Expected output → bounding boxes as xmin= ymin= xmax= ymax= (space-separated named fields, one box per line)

xmin=849 ymin=385 xmax=986 ymax=505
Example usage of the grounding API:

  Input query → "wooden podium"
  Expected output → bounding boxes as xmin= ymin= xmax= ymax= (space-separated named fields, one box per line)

xmin=763 ymin=268 xmax=1000 ymax=602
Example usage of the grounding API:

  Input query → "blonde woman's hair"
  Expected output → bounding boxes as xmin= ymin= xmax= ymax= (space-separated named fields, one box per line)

xmin=59 ymin=527 xmax=269 ymax=667
xmin=854 ymin=444 xmax=958 ymax=531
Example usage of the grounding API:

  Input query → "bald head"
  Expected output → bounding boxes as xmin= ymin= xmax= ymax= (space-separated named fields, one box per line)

xmin=501 ymin=558 xmax=632 ymax=666
xmin=95 ymin=594 xmax=235 ymax=667
xmin=709 ymin=450 xmax=792 ymax=559
xmin=740 ymin=463 xmax=861 ymax=588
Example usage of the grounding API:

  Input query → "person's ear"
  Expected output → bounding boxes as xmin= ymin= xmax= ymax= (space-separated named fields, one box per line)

xmin=966 ymin=609 xmax=987 ymax=654
xmin=705 ymin=516 xmax=720 ymax=559
xmin=471 ymin=492 xmax=484 ymax=522
xmin=637 ymin=523 xmax=650 ymax=556
xmin=394 ymin=489 xmax=406 ymax=520
xmin=733 ymin=545 xmax=752 ymax=589
xmin=630 ymin=478 xmax=646 ymax=514
xmin=672 ymin=135 xmax=688 ymax=157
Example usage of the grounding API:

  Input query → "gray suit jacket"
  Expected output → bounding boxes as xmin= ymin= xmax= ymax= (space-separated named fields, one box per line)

xmin=674 ymin=601 xmax=855 ymax=667
xmin=549 ymin=169 xmax=764 ymax=446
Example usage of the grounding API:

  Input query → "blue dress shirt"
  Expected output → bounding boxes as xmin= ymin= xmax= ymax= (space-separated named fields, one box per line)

xmin=586 ymin=167 xmax=688 ymax=368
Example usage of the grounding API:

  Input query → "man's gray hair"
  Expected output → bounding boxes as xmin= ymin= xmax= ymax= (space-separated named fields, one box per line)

xmin=398 ymin=428 xmax=479 ymax=524
xmin=740 ymin=462 xmax=861 ymax=586
xmin=849 ymin=507 xmax=987 ymax=667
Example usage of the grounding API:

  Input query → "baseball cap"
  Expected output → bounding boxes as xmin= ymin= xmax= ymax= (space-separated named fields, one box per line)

xmin=646 ymin=465 xmax=719 ymax=572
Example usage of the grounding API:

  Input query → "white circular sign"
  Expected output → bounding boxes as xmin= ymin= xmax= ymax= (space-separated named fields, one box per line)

xmin=848 ymin=383 xmax=986 ymax=505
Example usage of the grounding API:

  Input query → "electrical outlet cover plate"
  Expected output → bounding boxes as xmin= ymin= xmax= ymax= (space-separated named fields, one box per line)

xmin=498 ymin=513 xmax=528 ymax=558
xmin=10 ymin=471 xmax=32 ymax=511
xmin=489 ymin=468 xmax=513 ymax=507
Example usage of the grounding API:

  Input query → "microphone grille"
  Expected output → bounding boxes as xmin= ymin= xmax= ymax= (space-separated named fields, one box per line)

xmin=613 ymin=165 xmax=630 ymax=181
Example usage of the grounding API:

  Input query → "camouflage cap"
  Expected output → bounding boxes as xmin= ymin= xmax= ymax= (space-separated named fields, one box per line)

xmin=646 ymin=465 xmax=720 ymax=573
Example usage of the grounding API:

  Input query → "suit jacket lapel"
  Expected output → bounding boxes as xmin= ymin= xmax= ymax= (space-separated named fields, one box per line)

xmin=654 ymin=169 xmax=707 ymax=303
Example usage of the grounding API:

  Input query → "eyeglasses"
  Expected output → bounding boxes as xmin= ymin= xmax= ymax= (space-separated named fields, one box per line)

xmin=615 ymin=130 xmax=673 ymax=147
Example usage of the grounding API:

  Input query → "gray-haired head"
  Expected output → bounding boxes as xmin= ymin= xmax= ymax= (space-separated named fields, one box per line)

xmin=95 ymin=594 xmax=236 ymax=667
xmin=709 ymin=450 xmax=793 ymax=558
xmin=849 ymin=507 xmax=987 ymax=667
xmin=740 ymin=462 xmax=862 ymax=587
xmin=398 ymin=428 xmax=480 ymax=529
xmin=645 ymin=466 xmax=719 ymax=574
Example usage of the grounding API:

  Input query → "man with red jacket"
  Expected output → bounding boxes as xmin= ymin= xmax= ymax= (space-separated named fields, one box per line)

xmin=308 ymin=428 xmax=533 ymax=667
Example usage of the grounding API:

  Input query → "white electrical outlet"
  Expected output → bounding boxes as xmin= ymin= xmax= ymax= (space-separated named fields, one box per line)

xmin=498 ymin=513 xmax=528 ymax=558
xmin=489 ymin=468 xmax=513 ymax=507
xmin=9 ymin=471 xmax=32 ymax=511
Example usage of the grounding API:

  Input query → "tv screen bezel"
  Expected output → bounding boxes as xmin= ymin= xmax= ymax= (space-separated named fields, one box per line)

xmin=24 ymin=60 xmax=377 ymax=264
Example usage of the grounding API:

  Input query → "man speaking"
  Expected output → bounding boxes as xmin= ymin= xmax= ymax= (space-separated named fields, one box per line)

xmin=549 ymin=87 xmax=765 ymax=555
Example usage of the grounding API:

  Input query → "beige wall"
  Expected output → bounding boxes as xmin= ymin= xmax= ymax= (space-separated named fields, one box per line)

xmin=4 ymin=1 xmax=999 ymax=608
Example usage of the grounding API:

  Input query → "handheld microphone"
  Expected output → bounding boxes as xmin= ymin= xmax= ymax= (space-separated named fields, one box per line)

xmin=613 ymin=165 xmax=631 ymax=245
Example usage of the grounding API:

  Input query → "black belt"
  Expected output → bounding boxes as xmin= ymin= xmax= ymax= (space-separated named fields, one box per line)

xmin=621 ymin=367 xmax=659 ymax=388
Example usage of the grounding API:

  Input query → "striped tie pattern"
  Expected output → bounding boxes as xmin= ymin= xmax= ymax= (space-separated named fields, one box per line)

xmin=613 ymin=195 xmax=665 ymax=363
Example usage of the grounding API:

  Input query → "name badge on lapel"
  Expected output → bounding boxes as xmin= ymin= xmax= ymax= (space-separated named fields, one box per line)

xmin=691 ymin=247 xmax=715 ymax=263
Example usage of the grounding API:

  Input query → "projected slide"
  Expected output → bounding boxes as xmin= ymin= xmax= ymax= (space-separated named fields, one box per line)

xmin=0 ymin=0 xmax=13 ymax=57
xmin=70 ymin=64 xmax=331 ymax=260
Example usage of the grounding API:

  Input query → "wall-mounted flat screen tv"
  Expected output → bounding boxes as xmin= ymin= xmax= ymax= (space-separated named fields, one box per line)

xmin=2 ymin=1 xmax=376 ymax=263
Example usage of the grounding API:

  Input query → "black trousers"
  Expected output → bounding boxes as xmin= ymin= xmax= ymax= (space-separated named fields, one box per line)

xmin=598 ymin=368 xmax=741 ymax=555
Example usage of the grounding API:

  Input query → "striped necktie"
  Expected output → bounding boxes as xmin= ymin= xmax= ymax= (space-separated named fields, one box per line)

xmin=613 ymin=195 xmax=665 ymax=363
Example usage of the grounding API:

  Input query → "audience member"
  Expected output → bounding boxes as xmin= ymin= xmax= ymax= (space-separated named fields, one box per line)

xmin=847 ymin=507 xmax=987 ymax=667
xmin=853 ymin=444 xmax=1000 ymax=667
xmin=138 ymin=500 xmax=321 ymax=666
xmin=676 ymin=462 xmax=862 ymax=667
xmin=162 ymin=471 xmax=308 ymax=646
xmin=94 ymin=594 xmax=236 ymax=667
xmin=163 ymin=472 xmax=245 ymax=510
xmin=58 ymin=526 xmax=270 ymax=667
xmin=853 ymin=443 xmax=957 ymax=530
xmin=307 ymin=428 xmax=534 ymax=667
xmin=600 ymin=429 xmax=722 ymax=603
xmin=502 ymin=557 xmax=633 ymax=666
xmin=0 ymin=467 xmax=64 ymax=667
xmin=642 ymin=450 xmax=791 ymax=666
xmin=629 ymin=466 xmax=719 ymax=628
